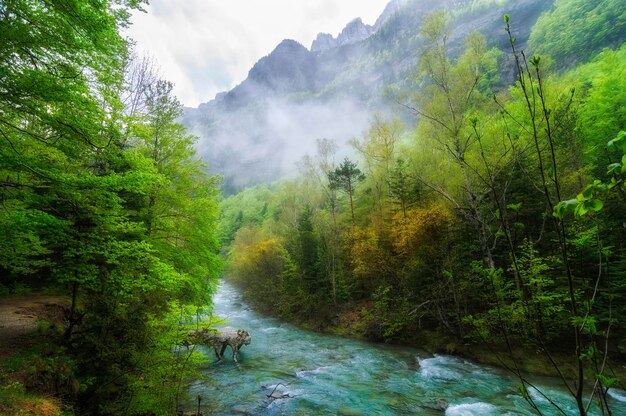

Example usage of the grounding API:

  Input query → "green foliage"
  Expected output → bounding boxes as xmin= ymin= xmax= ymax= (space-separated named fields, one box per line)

xmin=529 ymin=0 xmax=626 ymax=66
xmin=361 ymin=285 xmax=413 ymax=341
xmin=0 ymin=1 xmax=221 ymax=413
xmin=573 ymin=45 xmax=626 ymax=154
xmin=328 ymin=158 xmax=366 ymax=196
xmin=100 ymin=308 xmax=211 ymax=416
xmin=555 ymin=131 xmax=626 ymax=218
xmin=218 ymin=184 xmax=277 ymax=245
xmin=297 ymin=205 xmax=320 ymax=282
xmin=517 ymin=240 xmax=567 ymax=337
xmin=554 ymin=180 xmax=607 ymax=218
xmin=608 ymin=131 xmax=626 ymax=157
xmin=228 ymin=227 xmax=309 ymax=319
xmin=329 ymin=158 xmax=366 ymax=226
xmin=388 ymin=159 xmax=420 ymax=216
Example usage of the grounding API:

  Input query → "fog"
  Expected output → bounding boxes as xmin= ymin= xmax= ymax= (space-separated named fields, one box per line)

xmin=187 ymin=92 xmax=383 ymax=194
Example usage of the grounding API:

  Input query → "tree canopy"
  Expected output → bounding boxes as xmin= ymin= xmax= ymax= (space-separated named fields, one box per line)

xmin=0 ymin=1 xmax=221 ymax=414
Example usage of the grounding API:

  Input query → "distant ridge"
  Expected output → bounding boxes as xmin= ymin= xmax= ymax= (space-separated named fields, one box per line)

xmin=183 ymin=0 xmax=553 ymax=194
xmin=311 ymin=0 xmax=409 ymax=52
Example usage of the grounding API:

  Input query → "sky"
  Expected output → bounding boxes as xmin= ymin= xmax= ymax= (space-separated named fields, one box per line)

xmin=124 ymin=0 xmax=391 ymax=108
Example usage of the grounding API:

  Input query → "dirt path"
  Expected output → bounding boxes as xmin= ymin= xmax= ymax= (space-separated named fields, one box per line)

xmin=0 ymin=295 xmax=68 ymax=358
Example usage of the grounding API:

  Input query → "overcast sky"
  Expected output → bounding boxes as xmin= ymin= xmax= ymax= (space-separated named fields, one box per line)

xmin=124 ymin=1 xmax=391 ymax=107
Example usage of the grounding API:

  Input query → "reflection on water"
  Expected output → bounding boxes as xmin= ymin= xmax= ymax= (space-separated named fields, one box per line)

xmin=184 ymin=281 xmax=625 ymax=415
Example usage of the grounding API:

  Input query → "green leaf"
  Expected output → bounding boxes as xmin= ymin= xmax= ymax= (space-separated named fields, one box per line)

xmin=597 ymin=374 xmax=617 ymax=388
xmin=580 ymin=184 xmax=594 ymax=201
xmin=553 ymin=199 xmax=577 ymax=218
xmin=507 ymin=202 xmax=522 ymax=212
xmin=574 ymin=202 xmax=589 ymax=218
xmin=587 ymin=199 xmax=604 ymax=212
xmin=594 ymin=183 xmax=608 ymax=193
xmin=608 ymin=131 xmax=626 ymax=153
xmin=601 ymin=246 xmax=613 ymax=257
xmin=608 ymin=180 xmax=621 ymax=190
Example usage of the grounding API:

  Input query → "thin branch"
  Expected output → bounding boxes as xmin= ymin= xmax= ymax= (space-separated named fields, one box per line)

xmin=394 ymin=99 xmax=455 ymax=135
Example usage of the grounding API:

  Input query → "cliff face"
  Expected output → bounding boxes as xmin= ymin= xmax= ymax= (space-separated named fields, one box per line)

xmin=248 ymin=40 xmax=317 ymax=92
xmin=311 ymin=18 xmax=375 ymax=52
xmin=183 ymin=0 xmax=554 ymax=194
xmin=311 ymin=0 xmax=412 ymax=53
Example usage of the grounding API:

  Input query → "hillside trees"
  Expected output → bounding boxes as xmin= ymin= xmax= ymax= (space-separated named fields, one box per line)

xmin=388 ymin=158 xmax=420 ymax=218
xmin=456 ymin=15 xmax=626 ymax=415
xmin=229 ymin=227 xmax=300 ymax=316
xmin=351 ymin=117 xmax=404 ymax=220
xmin=529 ymin=0 xmax=626 ymax=67
xmin=133 ymin=78 xmax=220 ymax=302
xmin=329 ymin=157 xmax=366 ymax=227
xmin=68 ymin=64 xmax=221 ymax=414
xmin=411 ymin=11 xmax=504 ymax=270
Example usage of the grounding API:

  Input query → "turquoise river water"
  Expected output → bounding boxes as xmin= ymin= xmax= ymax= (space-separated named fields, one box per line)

xmin=185 ymin=282 xmax=626 ymax=415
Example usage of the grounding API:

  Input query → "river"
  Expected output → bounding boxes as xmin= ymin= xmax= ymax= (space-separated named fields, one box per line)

xmin=185 ymin=281 xmax=626 ymax=415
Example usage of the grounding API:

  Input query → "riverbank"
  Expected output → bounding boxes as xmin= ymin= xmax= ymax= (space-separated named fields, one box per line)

xmin=0 ymin=294 xmax=70 ymax=415
xmin=259 ymin=297 xmax=626 ymax=385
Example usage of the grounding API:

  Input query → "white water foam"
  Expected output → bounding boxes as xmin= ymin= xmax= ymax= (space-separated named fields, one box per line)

xmin=608 ymin=388 xmax=626 ymax=403
xmin=417 ymin=355 xmax=463 ymax=381
xmin=445 ymin=402 xmax=497 ymax=415
xmin=296 ymin=365 xmax=338 ymax=378
xmin=527 ymin=387 xmax=550 ymax=405
xmin=261 ymin=326 xmax=286 ymax=333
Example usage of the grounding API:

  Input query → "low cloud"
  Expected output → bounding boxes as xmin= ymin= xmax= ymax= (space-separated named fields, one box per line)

xmin=189 ymin=94 xmax=381 ymax=193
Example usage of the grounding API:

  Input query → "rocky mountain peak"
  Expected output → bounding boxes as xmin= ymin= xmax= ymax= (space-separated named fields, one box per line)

xmin=338 ymin=18 xmax=374 ymax=45
xmin=310 ymin=33 xmax=333 ymax=52
xmin=311 ymin=33 xmax=335 ymax=52
xmin=311 ymin=17 xmax=374 ymax=52
xmin=186 ymin=0 xmax=555 ymax=193
xmin=246 ymin=39 xmax=315 ymax=92
xmin=273 ymin=38 xmax=308 ymax=53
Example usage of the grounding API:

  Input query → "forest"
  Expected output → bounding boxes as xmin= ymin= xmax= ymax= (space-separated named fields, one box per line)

xmin=220 ymin=3 xmax=626 ymax=416
xmin=0 ymin=0 xmax=625 ymax=415
xmin=0 ymin=0 xmax=221 ymax=414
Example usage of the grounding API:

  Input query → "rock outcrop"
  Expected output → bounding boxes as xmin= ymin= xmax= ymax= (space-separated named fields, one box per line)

xmin=311 ymin=18 xmax=374 ymax=52
xmin=248 ymin=39 xmax=316 ymax=92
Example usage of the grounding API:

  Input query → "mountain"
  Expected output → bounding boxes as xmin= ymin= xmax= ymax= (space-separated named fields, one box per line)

xmin=310 ymin=0 xmax=410 ymax=52
xmin=182 ymin=0 xmax=553 ymax=194
xmin=311 ymin=18 xmax=374 ymax=52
